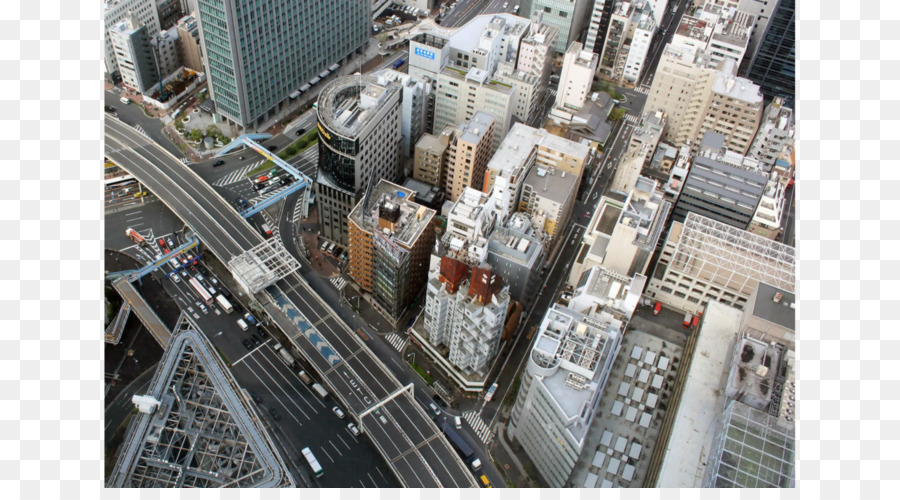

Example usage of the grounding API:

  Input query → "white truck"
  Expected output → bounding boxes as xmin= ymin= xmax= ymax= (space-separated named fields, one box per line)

xmin=215 ymin=295 xmax=233 ymax=313
xmin=312 ymin=383 xmax=329 ymax=399
xmin=273 ymin=343 xmax=296 ymax=368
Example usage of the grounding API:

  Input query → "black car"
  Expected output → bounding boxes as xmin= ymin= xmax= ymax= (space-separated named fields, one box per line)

xmin=104 ymin=105 xmax=117 ymax=113
xmin=250 ymin=392 xmax=263 ymax=404
xmin=269 ymin=145 xmax=278 ymax=151
xmin=268 ymin=407 xmax=281 ymax=421
xmin=250 ymin=334 xmax=261 ymax=346
xmin=258 ymin=328 xmax=268 ymax=338
xmin=242 ymin=339 xmax=253 ymax=350
xmin=295 ymin=128 xmax=306 ymax=136
xmin=220 ymin=288 xmax=231 ymax=298
xmin=213 ymin=160 xmax=225 ymax=167
xmin=252 ymin=183 xmax=264 ymax=191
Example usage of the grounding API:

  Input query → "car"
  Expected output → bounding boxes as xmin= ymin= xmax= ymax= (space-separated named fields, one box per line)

xmin=251 ymin=392 xmax=263 ymax=404
xmin=252 ymin=183 xmax=264 ymax=191
xmin=258 ymin=327 xmax=268 ymax=338
xmin=347 ymin=422 xmax=361 ymax=436
xmin=256 ymin=175 xmax=269 ymax=183
xmin=242 ymin=339 xmax=253 ymax=350
xmin=653 ymin=301 xmax=662 ymax=315
xmin=220 ymin=288 xmax=231 ymax=298
xmin=170 ymin=273 xmax=181 ymax=283
xmin=269 ymin=145 xmax=278 ymax=151
xmin=250 ymin=334 xmax=261 ymax=346
xmin=213 ymin=160 xmax=225 ymax=167
xmin=332 ymin=406 xmax=346 ymax=419
xmin=503 ymin=2 xmax=508 ymax=7
xmin=104 ymin=105 xmax=117 ymax=113
xmin=268 ymin=407 xmax=281 ymax=421
xmin=166 ymin=238 xmax=175 ymax=248
xmin=181 ymin=271 xmax=188 ymax=278
xmin=199 ymin=304 xmax=208 ymax=314
xmin=211 ymin=277 xmax=219 ymax=285
xmin=238 ymin=156 xmax=244 ymax=160
xmin=429 ymin=402 xmax=441 ymax=416
xmin=197 ymin=266 xmax=207 ymax=275
xmin=195 ymin=274 xmax=205 ymax=282
xmin=120 ymin=97 xmax=131 ymax=104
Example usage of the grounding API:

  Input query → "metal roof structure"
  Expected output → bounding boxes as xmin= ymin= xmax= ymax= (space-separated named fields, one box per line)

xmin=107 ymin=329 xmax=290 ymax=488
xmin=228 ymin=238 xmax=301 ymax=294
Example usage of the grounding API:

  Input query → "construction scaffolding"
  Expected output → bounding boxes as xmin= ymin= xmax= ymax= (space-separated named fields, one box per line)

xmin=229 ymin=238 xmax=301 ymax=294
xmin=107 ymin=330 xmax=291 ymax=488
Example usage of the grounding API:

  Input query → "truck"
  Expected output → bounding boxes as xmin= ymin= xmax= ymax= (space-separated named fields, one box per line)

xmin=215 ymin=295 xmax=234 ymax=314
xmin=311 ymin=382 xmax=329 ymax=399
xmin=484 ymin=382 xmax=499 ymax=402
xmin=392 ymin=58 xmax=405 ymax=69
xmin=260 ymin=223 xmax=274 ymax=237
xmin=277 ymin=347 xmax=296 ymax=368
xmin=297 ymin=370 xmax=313 ymax=385
xmin=440 ymin=422 xmax=482 ymax=471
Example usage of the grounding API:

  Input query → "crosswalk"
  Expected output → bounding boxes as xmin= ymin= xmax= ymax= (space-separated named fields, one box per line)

xmin=213 ymin=161 xmax=264 ymax=186
xmin=260 ymin=210 xmax=280 ymax=238
xmin=624 ymin=114 xmax=639 ymax=125
xmin=384 ymin=333 xmax=408 ymax=352
xmin=330 ymin=276 xmax=348 ymax=291
xmin=634 ymin=85 xmax=650 ymax=95
xmin=180 ymin=157 xmax=191 ymax=165
xmin=462 ymin=410 xmax=494 ymax=445
xmin=291 ymin=197 xmax=305 ymax=223
xmin=133 ymin=124 xmax=149 ymax=137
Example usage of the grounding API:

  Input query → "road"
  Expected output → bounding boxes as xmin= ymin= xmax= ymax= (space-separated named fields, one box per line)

xmin=638 ymin=0 xmax=693 ymax=88
xmin=104 ymin=90 xmax=183 ymax=159
xmin=104 ymin=117 xmax=478 ymax=488
xmin=440 ymin=0 xmax=515 ymax=28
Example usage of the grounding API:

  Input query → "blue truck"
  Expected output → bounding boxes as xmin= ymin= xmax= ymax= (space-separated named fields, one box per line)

xmin=392 ymin=58 xmax=405 ymax=69
xmin=440 ymin=422 xmax=482 ymax=471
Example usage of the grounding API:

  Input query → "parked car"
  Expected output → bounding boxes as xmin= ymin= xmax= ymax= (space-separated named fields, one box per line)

xmin=653 ymin=301 xmax=662 ymax=315
xmin=213 ymin=160 xmax=225 ymax=167
xmin=347 ymin=422 xmax=361 ymax=436
xmin=104 ymin=105 xmax=117 ymax=113
xmin=268 ymin=407 xmax=281 ymax=421
xmin=332 ymin=406 xmax=346 ymax=419
xmin=242 ymin=339 xmax=253 ymax=350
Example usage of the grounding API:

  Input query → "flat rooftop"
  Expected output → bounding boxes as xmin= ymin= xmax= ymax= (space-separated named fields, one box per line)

xmin=524 ymin=165 xmax=578 ymax=205
xmin=488 ymin=123 xmax=544 ymax=178
xmin=655 ymin=301 xmax=741 ymax=487
xmin=751 ymin=282 xmax=796 ymax=330
xmin=349 ymin=179 xmax=434 ymax=249
xmin=317 ymin=75 xmax=400 ymax=138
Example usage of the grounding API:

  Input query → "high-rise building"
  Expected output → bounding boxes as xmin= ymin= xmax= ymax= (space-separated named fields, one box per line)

xmin=486 ymin=215 xmax=546 ymax=307
xmin=372 ymin=69 xmax=429 ymax=158
xmin=175 ymin=15 xmax=203 ymax=73
xmin=412 ymin=128 xmax=451 ymax=187
xmin=569 ymin=176 xmax=670 ymax=282
xmin=554 ymin=42 xmax=599 ymax=114
xmin=672 ymin=132 xmax=768 ymax=229
xmin=622 ymin=8 xmax=658 ymax=84
xmin=347 ymin=180 xmax=436 ymax=323
xmin=745 ymin=0 xmax=794 ymax=103
xmin=104 ymin=0 xmax=161 ymax=81
xmin=508 ymin=266 xmax=643 ymax=488
xmin=644 ymin=46 xmax=762 ymax=153
xmin=196 ymin=0 xmax=367 ymax=129
xmin=423 ymin=258 xmax=511 ymax=375
xmin=518 ymin=164 xmax=579 ymax=245
xmin=646 ymin=211 xmax=795 ymax=314
xmin=157 ymin=0 xmax=184 ymax=29
xmin=109 ymin=17 xmax=161 ymax=94
xmin=529 ymin=0 xmax=594 ymax=53
xmin=433 ymin=67 xmax=514 ymax=154
xmin=736 ymin=0 xmax=779 ymax=75
xmin=584 ymin=0 xmax=615 ymax=55
xmin=151 ymin=26 xmax=182 ymax=79
xmin=316 ymin=76 xmax=403 ymax=246
xmin=597 ymin=1 xmax=658 ymax=83
xmin=443 ymin=112 xmax=496 ymax=201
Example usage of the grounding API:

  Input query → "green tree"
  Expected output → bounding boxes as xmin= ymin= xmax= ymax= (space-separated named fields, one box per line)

xmin=206 ymin=125 xmax=221 ymax=137
xmin=609 ymin=108 xmax=627 ymax=121
xmin=189 ymin=129 xmax=203 ymax=142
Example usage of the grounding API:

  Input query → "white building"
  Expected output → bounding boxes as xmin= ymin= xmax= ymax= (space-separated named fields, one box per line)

xmin=509 ymin=266 xmax=643 ymax=487
xmin=622 ymin=10 xmax=657 ymax=84
xmin=109 ymin=17 xmax=159 ymax=94
xmin=528 ymin=0 xmax=594 ymax=53
xmin=554 ymin=42 xmax=599 ymax=114
xmin=747 ymin=97 xmax=794 ymax=171
xmin=433 ymin=67 xmax=515 ymax=154
xmin=104 ymin=0 xmax=161 ymax=81
xmin=373 ymin=69 xmax=429 ymax=158
xmin=748 ymin=170 xmax=787 ymax=239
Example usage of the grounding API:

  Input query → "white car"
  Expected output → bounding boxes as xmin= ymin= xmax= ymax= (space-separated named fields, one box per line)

xmin=332 ymin=406 xmax=346 ymax=419
xmin=347 ymin=422 xmax=361 ymax=436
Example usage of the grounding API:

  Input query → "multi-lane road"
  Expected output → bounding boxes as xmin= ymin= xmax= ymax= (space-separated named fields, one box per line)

xmin=105 ymin=117 xmax=479 ymax=488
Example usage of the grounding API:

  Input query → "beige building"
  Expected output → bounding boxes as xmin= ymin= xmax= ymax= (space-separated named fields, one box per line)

xmin=433 ymin=66 xmax=514 ymax=153
xmin=518 ymin=166 xmax=579 ymax=245
xmin=176 ymin=15 xmax=203 ymax=73
xmin=413 ymin=112 xmax=495 ymax=202
xmin=644 ymin=44 xmax=762 ymax=154
xmin=554 ymin=42 xmax=598 ymax=115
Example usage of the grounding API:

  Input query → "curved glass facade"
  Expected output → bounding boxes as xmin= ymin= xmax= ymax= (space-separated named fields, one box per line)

xmin=317 ymin=122 xmax=358 ymax=191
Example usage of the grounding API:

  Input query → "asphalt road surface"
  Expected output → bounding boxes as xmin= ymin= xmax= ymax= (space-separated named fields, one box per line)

xmin=104 ymin=116 xmax=478 ymax=488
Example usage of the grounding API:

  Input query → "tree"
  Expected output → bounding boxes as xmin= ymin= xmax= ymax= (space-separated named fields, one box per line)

xmin=609 ymin=108 xmax=627 ymax=121
xmin=189 ymin=129 xmax=203 ymax=142
xmin=206 ymin=125 xmax=221 ymax=137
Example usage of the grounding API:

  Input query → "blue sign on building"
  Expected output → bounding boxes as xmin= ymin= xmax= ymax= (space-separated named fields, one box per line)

xmin=414 ymin=47 xmax=435 ymax=60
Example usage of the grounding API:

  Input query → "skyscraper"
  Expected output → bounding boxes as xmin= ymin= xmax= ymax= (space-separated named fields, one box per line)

xmin=196 ymin=0 xmax=368 ymax=129
xmin=745 ymin=0 xmax=794 ymax=104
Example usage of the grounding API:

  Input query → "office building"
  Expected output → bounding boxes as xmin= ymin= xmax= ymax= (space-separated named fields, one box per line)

xmin=529 ymin=0 xmax=594 ymax=53
xmin=703 ymin=400 xmax=795 ymax=488
xmin=672 ymin=132 xmax=768 ymax=229
xmin=747 ymin=170 xmax=786 ymax=240
xmin=554 ymin=42 xmax=599 ymax=116
xmin=175 ymin=15 xmax=203 ymax=73
xmin=487 ymin=216 xmax=546 ymax=306
xmin=747 ymin=97 xmax=794 ymax=171
xmin=519 ymin=164 xmax=579 ymax=246
xmin=698 ymin=4 xmax=755 ymax=69
xmin=745 ymin=0 xmax=794 ymax=103
xmin=644 ymin=46 xmax=762 ymax=153
xmin=622 ymin=7 xmax=657 ymax=84
xmin=316 ymin=75 xmax=403 ymax=246
xmin=508 ymin=266 xmax=642 ymax=488
xmin=373 ymin=69 xmax=429 ymax=158
xmin=627 ymin=109 xmax=666 ymax=168
xmin=646 ymin=211 xmax=795 ymax=314
xmin=740 ymin=281 xmax=795 ymax=347
xmin=484 ymin=123 xmax=590 ymax=219
xmin=584 ymin=0 xmax=614 ymax=54
xmin=598 ymin=1 xmax=658 ymax=83
xmin=569 ymin=176 xmax=670 ymax=282
xmin=196 ymin=0 xmax=368 ymax=128
xmin=736 ymin=0 xmax=780 ymax=76
xmin=444 ymin=112 xmax=496 ymax=201
xmin=348 ymin=180 xmax=436 ymax=323
xmin=150 ymin=25 xmax=182 ymax=80
xmin=109 ymin=17 xmax=161 ymax=94
xmin=413 ymin=127 xmax=451 ymax=187
xmin=104 ymin=0 xmax=161 ymax=81
xmin=156 ymin=0 xmax=184 ymax=29
xmin=433 ymin=66 xmax=514 ymax=154
xmin=649 ymin=142 xmax=678 ymax=174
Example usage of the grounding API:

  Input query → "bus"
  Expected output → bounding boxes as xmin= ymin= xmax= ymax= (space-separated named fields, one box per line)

xmin=301 ymin=447 xmax=324 ymax=477
xmin=189 ymin=277 xmax=213 ymax=305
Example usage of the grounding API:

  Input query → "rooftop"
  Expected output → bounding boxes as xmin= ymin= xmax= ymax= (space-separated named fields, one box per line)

xmin=655 ymin=300 xmax=742 ymax=487
xmin=751 ymin=282 xmax=796 ymax=331
xmin=349 ymin=180 xmax=435 ymax=249
xmin=458 ymin=111 xmax=495 ymax=144
xmin=487 ymin=123 xmax=544 ymax=178
xmin=712 ymin=72 xmax=763 ymax=105
xmin=523 ymin=165 xmax=579 ymax=205
xmin=317 ymin=75 xmax=401 ymax=138
xmin=675 ymin=16 xmax=711 ymax=42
